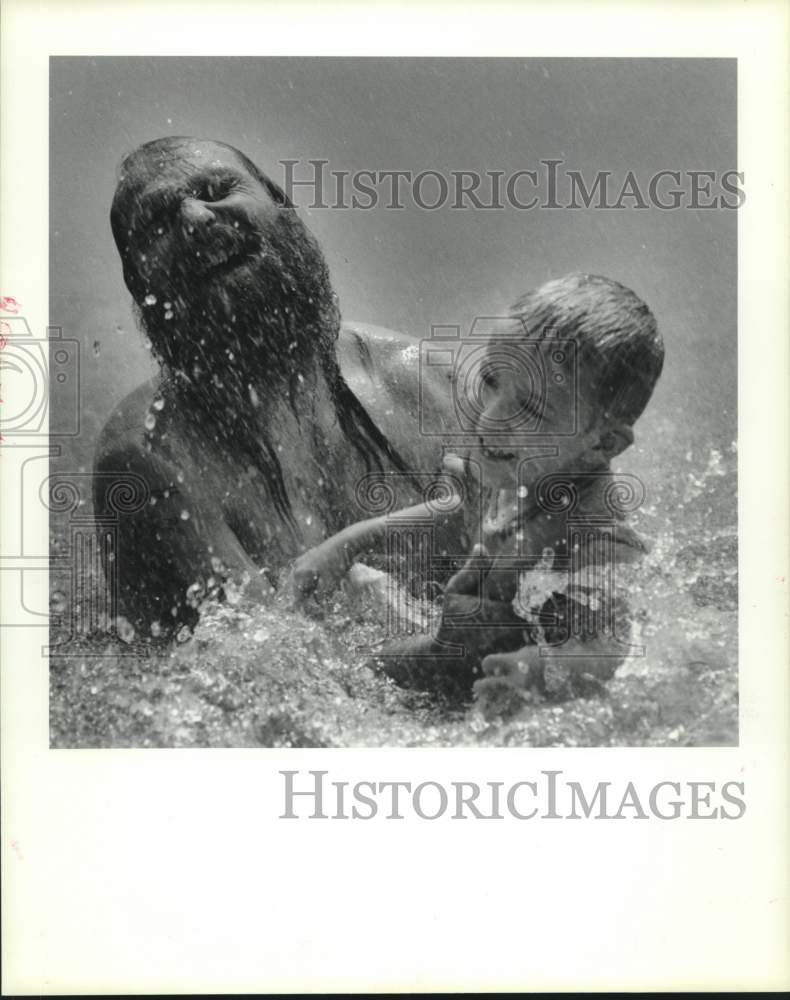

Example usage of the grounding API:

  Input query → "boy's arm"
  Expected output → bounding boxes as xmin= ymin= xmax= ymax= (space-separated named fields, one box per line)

xmin=477 ymin=605 xmax=631 ymax=699
xmin=478 ymin=535 xmax=642 ymax=699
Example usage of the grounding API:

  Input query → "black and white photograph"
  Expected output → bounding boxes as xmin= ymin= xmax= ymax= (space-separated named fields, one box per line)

xmin=2 ymin=1 xmax=788 ymax=994
xmin=46 ymin=56 xmax=739 ymax=748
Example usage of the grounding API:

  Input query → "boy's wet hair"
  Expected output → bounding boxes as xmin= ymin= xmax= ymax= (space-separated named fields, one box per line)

xmin=510 ymin=273 xmax=664 ymax=425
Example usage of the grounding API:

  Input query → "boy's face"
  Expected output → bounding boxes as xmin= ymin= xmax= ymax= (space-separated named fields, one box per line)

xmin=469 ymin=326 xmax=610 ymax=489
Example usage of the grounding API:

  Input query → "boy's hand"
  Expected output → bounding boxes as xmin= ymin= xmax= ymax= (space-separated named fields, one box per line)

xmin=472 ymin=645 xmax=543 ymax=721
xmin=441 ymin=451 xmax=480 ymax=505
xmin=440 ymin=453 xmax=467 ymax=479
xmin=479 ymin=645 xmax=542 ymax=688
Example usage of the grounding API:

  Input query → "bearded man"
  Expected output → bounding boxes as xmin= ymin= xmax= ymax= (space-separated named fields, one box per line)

xmin=94 ymin=137 xmax=453 ymax=639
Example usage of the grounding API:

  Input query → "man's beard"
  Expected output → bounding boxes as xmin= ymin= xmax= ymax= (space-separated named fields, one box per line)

xmin=136 ymin=208 xmax=341 ymax=408
xmin=133 ymin=210 xmax=342 ymax=540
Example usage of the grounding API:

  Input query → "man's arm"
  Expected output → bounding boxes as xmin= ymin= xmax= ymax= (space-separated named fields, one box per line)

xmin=94 ymin=443 xmax=270 ymax=638
xmin=289 ymin=492 xmax=466 ymax=602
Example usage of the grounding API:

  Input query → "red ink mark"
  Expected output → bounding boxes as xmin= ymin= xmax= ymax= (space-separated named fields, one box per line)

xmin=11 ymin=840 xmax=23 ymax=861
xmin=0 ymin=307 xmax=9 ymax=443
xmin=0 ymin=307 xmax=3 ymax=440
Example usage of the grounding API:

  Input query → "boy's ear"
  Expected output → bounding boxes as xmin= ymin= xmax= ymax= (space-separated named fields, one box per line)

xmin=594 ymin=421 xmax=634 ymax=459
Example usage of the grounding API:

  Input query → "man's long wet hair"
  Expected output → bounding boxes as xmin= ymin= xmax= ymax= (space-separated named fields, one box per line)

xmin=112 ymin=137 xmax=418 ymax=538
xmin=510 ymin=272 xmax=664 ymax=425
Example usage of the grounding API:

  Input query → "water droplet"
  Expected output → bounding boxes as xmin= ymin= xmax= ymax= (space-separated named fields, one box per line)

xmin=144 ymin=293 xmax=157 ymax=306
xmin=93 ymin=340 xmax=101 ymax=357
xmin=176 ymin=625 xmax=192 ymax=643
xmin=50 ymin=591 xmax=67 ymax=614
xmin=153 ymin=397 xmax=165 ymax=411
xmin=164 ymin=311 xmax=174 ymax=320
xmin=249 ymin=385 xmax=260 ymax=407
xmin=180 ymin=509 xmax=190 ymax=520
xmin=144 ymin=412 xmax=156 ymax=430
xmin=116 ymin=616 xmax=135 ymax=643
xmin=517 ymin=485 xmax=528 ymax=498
xmin=150 ymin=621 xmax=162 ymax=637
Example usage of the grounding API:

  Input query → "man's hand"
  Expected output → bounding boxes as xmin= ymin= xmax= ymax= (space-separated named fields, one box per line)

xmin=440 ymin=542 xmax=492 ymax=603
xmin=287 ymin=536 xmax=353 ymax=603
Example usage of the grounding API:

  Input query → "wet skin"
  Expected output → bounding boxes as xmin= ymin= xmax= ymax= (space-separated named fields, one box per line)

xmin=95 ymin=140 xmax=456 ymax=637
xmin=290 ymin=318 xmax=638 ymax=699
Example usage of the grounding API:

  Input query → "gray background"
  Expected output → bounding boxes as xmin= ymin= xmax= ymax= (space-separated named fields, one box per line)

xmin=50 ymin=57 xmax=737 ymax=486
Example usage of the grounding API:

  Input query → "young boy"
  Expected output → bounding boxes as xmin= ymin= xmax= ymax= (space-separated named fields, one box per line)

xmin=290 ymin=273 xmax=664 ymax=705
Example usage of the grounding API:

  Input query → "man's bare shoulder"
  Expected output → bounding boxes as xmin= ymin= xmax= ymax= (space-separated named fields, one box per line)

xmin=338 ymin=320 xmax=422 ymax=379
xmin=93 ymin=377 xmax=217 ymax=522
xmin=338 ymin=321 xmax=455 ymax=437
xmin=95 ymin=378 xmax=157 ymax=458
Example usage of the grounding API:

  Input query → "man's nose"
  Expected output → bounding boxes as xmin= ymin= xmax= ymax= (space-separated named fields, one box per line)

xmin=180 ymin=197 xmax=216 ymax=234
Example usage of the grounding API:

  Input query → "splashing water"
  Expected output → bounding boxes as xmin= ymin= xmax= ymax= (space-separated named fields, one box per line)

xmin=49 ymin=446 xmax=738 ymax=747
